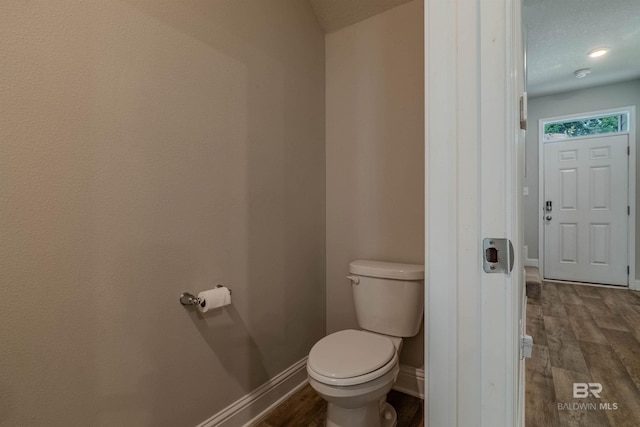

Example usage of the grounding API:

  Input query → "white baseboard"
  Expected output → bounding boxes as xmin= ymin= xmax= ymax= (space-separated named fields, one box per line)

xmin=544 ymin=279 xmax=627 ymax=290
xmin=631 ymin=280 xmax=640 ymax=291
xmin=197 ymin=358 xmax=424 ymax=427
xmin=392 ymin=365 xmax=425 ymax=400
xmin=197 ymin=357 xmax=308 ymax=427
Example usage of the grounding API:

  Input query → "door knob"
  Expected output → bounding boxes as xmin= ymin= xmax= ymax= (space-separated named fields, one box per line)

xmin=546 ymin=215 xmax=552 ymax=221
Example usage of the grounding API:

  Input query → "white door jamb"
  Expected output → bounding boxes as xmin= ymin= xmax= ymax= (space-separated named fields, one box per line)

xmin=426 ymin=0 xmax=524 ymax=425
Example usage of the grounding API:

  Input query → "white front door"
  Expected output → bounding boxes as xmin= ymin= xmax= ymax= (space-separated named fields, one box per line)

xmin=543 ymin=134 xmax=629 ymax=286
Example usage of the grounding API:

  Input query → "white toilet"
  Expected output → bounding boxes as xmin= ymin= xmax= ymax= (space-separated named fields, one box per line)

xmin=307 ymin=260 xmax=424 ymax=427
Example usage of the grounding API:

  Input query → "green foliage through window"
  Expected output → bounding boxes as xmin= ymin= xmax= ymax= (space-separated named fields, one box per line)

xmin=544 ymin=114 xmax=627 ymax=141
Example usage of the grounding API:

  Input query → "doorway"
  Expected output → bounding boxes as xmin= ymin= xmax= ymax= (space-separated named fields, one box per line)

xmin=543 ymin=134 xmax=628 ymax=286
xmin=538 ymin=108 xmax=636 ymax=287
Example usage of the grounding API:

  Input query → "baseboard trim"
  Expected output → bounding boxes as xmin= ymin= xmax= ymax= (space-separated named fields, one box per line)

xmin=197 ymin=358 xmax=424 ymax=427
xmin=197 ymin=357 xmax=308 ymax=427
xmin=392 ymin=365 xmax=425 ymax=399
xmin=633 ymin=280 xmax=640 ymax=291
xmin=544 ymin=279 xmax=628 ymax=290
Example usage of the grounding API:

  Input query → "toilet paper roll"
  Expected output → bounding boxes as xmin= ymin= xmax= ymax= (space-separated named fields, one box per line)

xmin=197 ymin=287 xmax=231 ymax=313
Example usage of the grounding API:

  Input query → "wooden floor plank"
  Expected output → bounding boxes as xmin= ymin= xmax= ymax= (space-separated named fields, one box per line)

xmin=598 ymin=287 xmax=632 ymax=308
xmin=544 ymin=316 xmax=590 ymax=374
xmin=527 ymin=280 xmax=640 ymax=427
xmin=574 ymin=285 xmax=603 ymax=299
xmin=564 ymin=303 xmax=608 ymax=345
xmin=620 ymin=289 xmax=640 ymax=306
xmin=525 ymin=345 xmax=562 ymax=427
xmin=387 ymin=390 xmax=424 ymax=426
xmin=542 ymin=283 xmax=568 ymax=318
xmin=556 ymin=284 xmax=585 ymax=305
xmin=254 ymin=384 xmax=423 ymax=427
xmin=527 ymin=305 xmax=548 ymax=347
xmin=583 ymin=297 xmax=630 ymax=332
xmin=527 ymin=316 xmax=547 ymax=348
xmin=527 ymin=303 xmax=544 ymax=319
xmin=254 ymin=384 xmax=326 ymax=427
xmin=579 ymin=341 xmax=640 ymax=427
xmin=613 ymin=303 xmax=640 ymax=343
xmin=600 ymin=328 xmax=640 ymax=393
xmin=551 ymin=367 xmax=610 ymax=427
xmin=624 ymin=305 xmax=640 ymax=331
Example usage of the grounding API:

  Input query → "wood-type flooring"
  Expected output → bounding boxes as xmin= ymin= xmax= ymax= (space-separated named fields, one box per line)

xmin=254 ymin=384 xmax=423 ymax=427
xmin=526 ymin=281 xmax=640 ymax=427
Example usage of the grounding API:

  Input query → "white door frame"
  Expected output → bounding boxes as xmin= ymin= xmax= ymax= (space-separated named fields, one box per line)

xmin=425 ymin=0 xmax=524 ymax=425
xmin=537 ymin=106 xmax=637 ymax=289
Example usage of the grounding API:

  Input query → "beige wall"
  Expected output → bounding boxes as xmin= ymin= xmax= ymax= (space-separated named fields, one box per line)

xmin=0 ymin=1 xmax=325 ymax=426
xmin=524 ymin=79 xmax=640 ymax=279
xmin=325 ymin=0 xmax=425 ymax=368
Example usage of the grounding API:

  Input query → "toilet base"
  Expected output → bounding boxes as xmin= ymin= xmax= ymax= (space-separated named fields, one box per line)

xmin=381 ymin=402 xmax=398 ymax=427
xmin=326 ymin=400 xmax=397 ymax=427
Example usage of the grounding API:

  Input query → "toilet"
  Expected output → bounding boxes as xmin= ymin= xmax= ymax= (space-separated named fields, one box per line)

xmin=307 ymin=260 xmax=424 ymax=427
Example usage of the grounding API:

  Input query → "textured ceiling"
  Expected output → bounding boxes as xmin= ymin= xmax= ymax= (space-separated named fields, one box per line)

xmin=309 ymin=0 xmax=414 ymax=33
xmin=524 ymin=0 xmax=640 ymax=97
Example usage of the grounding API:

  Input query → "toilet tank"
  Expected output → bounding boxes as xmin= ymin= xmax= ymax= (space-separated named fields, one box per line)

xmin=349 ymin=260 xmax=424 ymax=337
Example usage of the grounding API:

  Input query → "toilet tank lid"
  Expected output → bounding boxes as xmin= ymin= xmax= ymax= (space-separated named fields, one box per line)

xmin=349 ymin=260 xmax=424 ymax=280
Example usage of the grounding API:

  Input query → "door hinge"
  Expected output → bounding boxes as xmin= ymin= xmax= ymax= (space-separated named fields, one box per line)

xmin=520 ymin=92 xmax=528 ymax=130
xmin=521 ymin=335 xmax=533 ymax=359
xmin=628 ymin=266 xmax=630 ymax=276
xmin=629 ymin=206 xmax=632 ymax=216
xmin=629 ymin=146 xmax=631 ymax=156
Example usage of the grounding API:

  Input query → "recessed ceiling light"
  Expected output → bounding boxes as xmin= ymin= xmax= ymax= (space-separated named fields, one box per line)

xmin=588 ymin=48 xmax=608 ymax=58
xmin=574 ymin=68 xmax=591 ymax=79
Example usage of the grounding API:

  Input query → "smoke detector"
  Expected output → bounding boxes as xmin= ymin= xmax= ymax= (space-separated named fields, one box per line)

xmin=574 ymin=68 xmax=591 ymax=79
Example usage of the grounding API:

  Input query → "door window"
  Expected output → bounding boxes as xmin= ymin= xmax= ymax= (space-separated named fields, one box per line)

xmin=543 ymin=112 xmax=629 ymax=142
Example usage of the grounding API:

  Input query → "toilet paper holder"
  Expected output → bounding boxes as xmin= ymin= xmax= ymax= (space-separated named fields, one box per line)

xmin=180 ymin=285 xmax=231 ymax=307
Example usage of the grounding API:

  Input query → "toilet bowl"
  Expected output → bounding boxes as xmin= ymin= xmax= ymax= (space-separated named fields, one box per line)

xmin=307 ymin=330 xmax=401 ymax=427
xmin=307 ymin=260 xmax=424 ymax=427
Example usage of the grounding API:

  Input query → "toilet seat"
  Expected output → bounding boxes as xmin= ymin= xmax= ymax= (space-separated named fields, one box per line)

xmin=307 ymin=330 xmax=398 ymax=387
